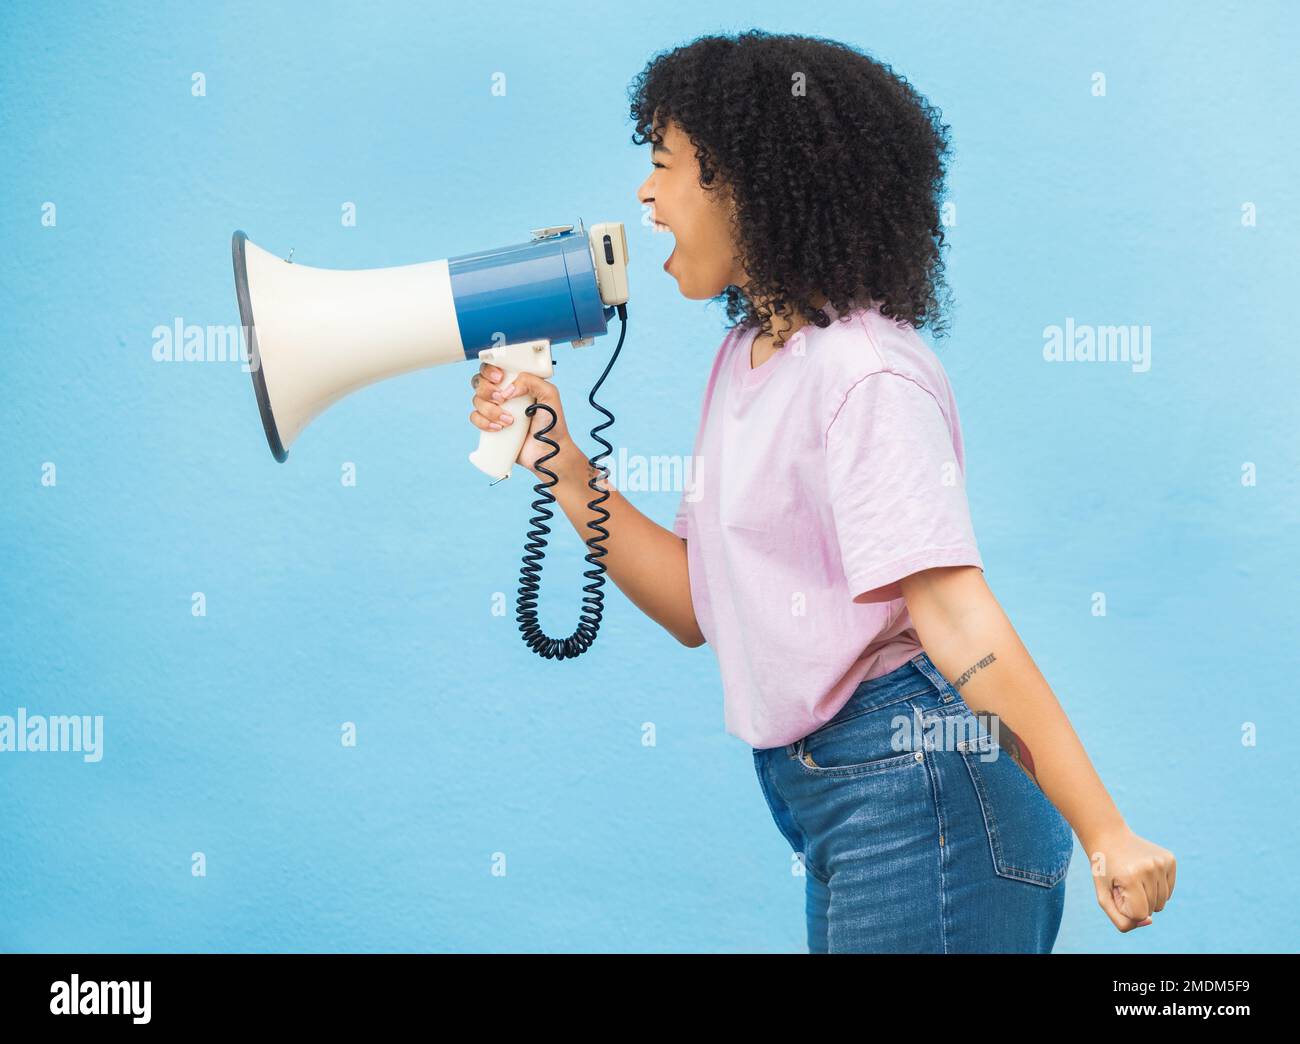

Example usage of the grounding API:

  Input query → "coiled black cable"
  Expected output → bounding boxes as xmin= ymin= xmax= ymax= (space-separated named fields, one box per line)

xmin=515 ymin=304 xmax=627 ymax=659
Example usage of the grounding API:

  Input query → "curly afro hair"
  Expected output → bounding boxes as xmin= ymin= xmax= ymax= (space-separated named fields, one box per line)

xmin=628 ymin=30 xmax=956 ymax=344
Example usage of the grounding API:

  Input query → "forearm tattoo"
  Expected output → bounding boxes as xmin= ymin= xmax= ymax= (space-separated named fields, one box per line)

xmin=953 ymin=652 xmax=996 ymax=691
xmin=997 ymin=720 xmax=1039 ymax=788
xmin=955 ymin=651 xmax=1040 ymax=787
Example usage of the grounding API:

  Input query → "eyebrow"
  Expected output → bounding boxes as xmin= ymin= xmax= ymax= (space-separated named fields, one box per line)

xmin=652 ymin=141 xmax=673 ymax=156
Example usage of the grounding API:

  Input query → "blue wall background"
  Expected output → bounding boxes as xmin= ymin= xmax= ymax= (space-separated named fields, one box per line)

xmin=1 ymin=0 xmax=1296 ymax=953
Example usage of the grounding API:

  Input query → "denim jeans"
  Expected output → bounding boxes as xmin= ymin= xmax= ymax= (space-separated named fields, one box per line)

xmin=751 ymin=650 xmax=1073 ymax=953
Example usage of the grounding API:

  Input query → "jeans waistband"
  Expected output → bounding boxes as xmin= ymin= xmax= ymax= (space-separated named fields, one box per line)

xmin=837 ymin=651 xmax=943 ymax=717
xmin=751 ymin=651 xmax=953 ymax=755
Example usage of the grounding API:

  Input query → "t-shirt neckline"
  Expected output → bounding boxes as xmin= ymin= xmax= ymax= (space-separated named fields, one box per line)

xmin=736 ymin=323 xmax=789 ymax=389
xmin=733 ymin=300 xmax=848 ymax=390
xmin=743 ymin=322 xmax=800 ymax=387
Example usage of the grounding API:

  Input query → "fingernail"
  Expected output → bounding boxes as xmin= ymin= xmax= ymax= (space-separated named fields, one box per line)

xmin=488 ymin=422 xmax=502 ymax=431
xmin=491 ymin=391 xmax=503 ymax=402
xmin=500 ymin=411 xmax=513 ymax=424
xmin=500 ymin=383 xmax=515 ymax=398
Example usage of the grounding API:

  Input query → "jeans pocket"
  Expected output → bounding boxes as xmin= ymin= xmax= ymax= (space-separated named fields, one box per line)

xmin=958 ymin=728 xmax=1074 ymax=887
xmin=796 ymin=699 xmax=928 ymax=778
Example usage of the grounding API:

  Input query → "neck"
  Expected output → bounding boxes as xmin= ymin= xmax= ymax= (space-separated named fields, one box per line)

xmin=750 ymin=291 xmax=831 ymax=347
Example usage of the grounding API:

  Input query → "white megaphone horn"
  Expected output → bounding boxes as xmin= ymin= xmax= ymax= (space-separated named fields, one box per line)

xmin=231 ymin=220 xmax=629 ymax=481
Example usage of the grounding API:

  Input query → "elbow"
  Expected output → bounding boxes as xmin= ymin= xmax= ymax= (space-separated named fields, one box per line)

xmin=675 ymin=626 xmax=707 ymax=648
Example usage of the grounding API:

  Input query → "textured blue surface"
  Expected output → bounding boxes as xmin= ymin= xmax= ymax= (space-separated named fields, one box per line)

xmin=0 ymin=1 xmax=1296 ymax=953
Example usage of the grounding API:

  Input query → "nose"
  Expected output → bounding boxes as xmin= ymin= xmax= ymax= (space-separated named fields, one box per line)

xmin=636 ymin=171 xmax=654 ymax=209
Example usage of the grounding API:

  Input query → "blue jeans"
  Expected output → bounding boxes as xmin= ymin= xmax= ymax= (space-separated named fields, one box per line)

xmin=751 ymin=650 xmax=1073 ymax=953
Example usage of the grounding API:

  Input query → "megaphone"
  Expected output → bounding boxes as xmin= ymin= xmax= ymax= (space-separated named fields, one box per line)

xmin=231 ymin=221 xmax=629 ymax=480
xmin=231 ymin=221 xmax=631 ymax=660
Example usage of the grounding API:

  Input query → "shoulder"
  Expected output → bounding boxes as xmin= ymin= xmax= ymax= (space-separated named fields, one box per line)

xmin=809 ymin=304 xmax=958 ymax=433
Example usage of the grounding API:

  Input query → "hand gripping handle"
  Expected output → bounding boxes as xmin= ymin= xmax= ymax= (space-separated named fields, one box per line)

xmin=468 ymin=340 xmax=554 ymax=481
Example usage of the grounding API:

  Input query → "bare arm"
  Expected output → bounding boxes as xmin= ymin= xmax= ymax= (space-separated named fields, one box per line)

xmin=898 ymin=565 xmax=1176 ymax=932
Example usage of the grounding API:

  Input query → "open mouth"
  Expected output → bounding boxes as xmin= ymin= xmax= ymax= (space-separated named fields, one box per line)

xmin=653 ymin=220 xmax=676 ymax=270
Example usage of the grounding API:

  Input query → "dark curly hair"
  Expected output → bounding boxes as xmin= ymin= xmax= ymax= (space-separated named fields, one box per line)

xmin=628 ymin=30 xmax=955 ymax=344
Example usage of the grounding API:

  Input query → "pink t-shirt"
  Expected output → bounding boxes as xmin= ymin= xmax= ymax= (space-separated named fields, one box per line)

xmin=673 ymin=300 xmax=984 ymax=750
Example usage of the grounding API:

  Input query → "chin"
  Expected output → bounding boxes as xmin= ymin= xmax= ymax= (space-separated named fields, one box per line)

xmin=673 ymin=271 xmax=727 ymax=301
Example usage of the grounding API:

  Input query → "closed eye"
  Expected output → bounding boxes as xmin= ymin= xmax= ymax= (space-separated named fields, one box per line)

xmin=652 ymin=161 xmax=667 ymax=169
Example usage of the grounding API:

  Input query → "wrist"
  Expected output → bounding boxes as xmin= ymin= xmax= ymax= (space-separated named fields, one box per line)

xmin=528 ymin=440 xmax=593 ymax=487
xmin=1080 ymin=815 xmax=1131 ymax=856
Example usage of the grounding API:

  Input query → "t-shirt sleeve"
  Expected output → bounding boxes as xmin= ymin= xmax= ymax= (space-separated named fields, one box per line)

xmin=825 ymin=371 xmax=983 ymax=603
xmin=672 ymin=490 xmax=689 ymax=539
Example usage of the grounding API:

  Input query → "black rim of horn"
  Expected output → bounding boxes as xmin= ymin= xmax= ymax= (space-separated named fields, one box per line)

xmin=232 ymin=230 xmax=288 ymax=462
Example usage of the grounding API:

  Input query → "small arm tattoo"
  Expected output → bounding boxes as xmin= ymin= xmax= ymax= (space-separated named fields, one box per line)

xmin=953 ymin=652 xmax=996 ymax=690
xmin=953 ymin=652 xmax=1040 ymax=786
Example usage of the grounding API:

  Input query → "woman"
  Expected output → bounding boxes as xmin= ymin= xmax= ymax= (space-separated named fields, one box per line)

xmin=468 ymin=30 xmax=1175 ymax=953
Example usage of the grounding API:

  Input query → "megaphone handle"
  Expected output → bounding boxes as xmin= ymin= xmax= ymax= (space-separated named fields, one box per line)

xmin=468 ymin=371 xmax=536 ymax=481
xmin=468 ymin=340 xmax=554 ymax=481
